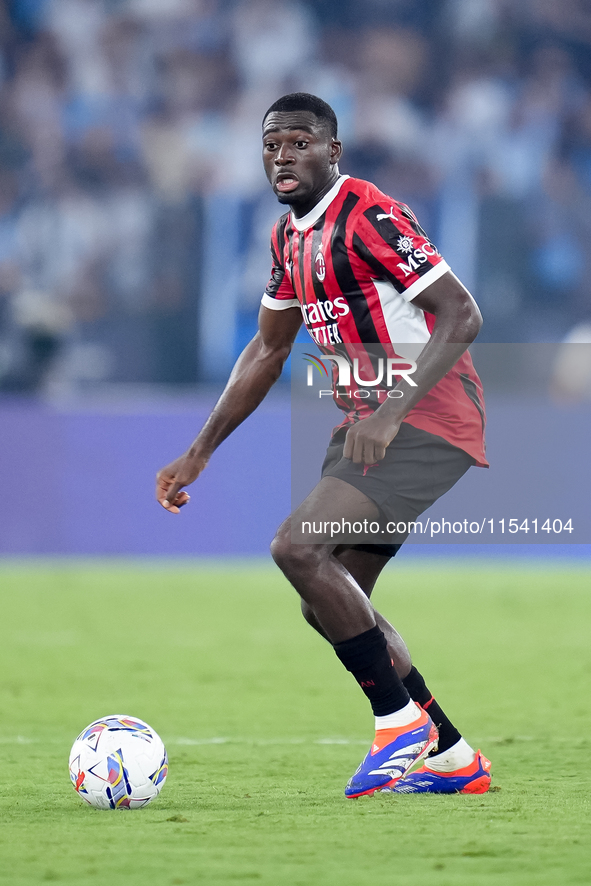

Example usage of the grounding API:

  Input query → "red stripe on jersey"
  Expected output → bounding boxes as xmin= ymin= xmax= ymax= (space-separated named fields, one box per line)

xmin=271 ymin=221 xmax=281 ymax=264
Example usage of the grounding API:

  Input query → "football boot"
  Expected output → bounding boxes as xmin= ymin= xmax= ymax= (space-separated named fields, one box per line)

xmin=385 ymin=749 xmax=492 ymax=794
xmin=345 ymin=706 xmax=438 ymax=799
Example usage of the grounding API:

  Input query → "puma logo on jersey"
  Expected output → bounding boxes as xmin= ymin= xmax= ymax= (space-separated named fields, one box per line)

xmin=376 ymin=206 xmax=399 ymax=222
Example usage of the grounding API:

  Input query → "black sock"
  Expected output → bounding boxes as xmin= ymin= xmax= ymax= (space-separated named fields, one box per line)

xmin=334 ymin=625 xmax=410 ymax=718
xmin=402 ymin=666 xmax=462 ymax=753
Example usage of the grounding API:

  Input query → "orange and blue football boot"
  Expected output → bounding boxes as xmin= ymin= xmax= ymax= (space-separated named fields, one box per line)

xmin=345 ymin=706 xmax=438 ymax=799
xmin=385 ymin=749 xmax=492 ymax=794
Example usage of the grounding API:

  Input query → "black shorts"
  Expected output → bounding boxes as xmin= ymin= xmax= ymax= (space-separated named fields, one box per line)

xmin=321 ymin=422 xmax=475 ymax=556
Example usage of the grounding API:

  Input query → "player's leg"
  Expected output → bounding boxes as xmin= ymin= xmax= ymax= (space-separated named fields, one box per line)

xmin=299 ymin=546 xmax=412 ymax=677
xmin=271 ymin=477 xmax=438 ymax=798
xmin=272 ymin=479 xmax=379 ymax=642
xmin=334 ymin=547 xmax=469 ymax=753
xmin=301 ymin=546 xmax=463 ymax=749
xmin=313 ymin=424 xmax=491 ymax=792
xmin=301 ymin=545 xmax=490 ymax=793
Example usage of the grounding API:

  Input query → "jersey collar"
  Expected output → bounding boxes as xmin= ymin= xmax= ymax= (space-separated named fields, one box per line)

xmin=290 ymin=174 xmax=350 ymax=232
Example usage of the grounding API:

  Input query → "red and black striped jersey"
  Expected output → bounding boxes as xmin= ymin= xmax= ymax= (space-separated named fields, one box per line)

xmin=262 ymin=175 xmax=487 ymax=466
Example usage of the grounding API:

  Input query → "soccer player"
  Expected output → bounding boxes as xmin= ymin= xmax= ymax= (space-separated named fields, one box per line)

xmin=156 ymin=93 xmax=492 ymax=797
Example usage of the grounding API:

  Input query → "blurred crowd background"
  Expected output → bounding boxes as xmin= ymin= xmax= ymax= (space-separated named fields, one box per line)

xmin=2 ymin=0 xmax=591 ymax=392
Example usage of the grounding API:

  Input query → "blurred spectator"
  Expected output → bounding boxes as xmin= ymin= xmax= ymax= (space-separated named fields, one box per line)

xmin=0 ymin=284 xmax=72 ymax=392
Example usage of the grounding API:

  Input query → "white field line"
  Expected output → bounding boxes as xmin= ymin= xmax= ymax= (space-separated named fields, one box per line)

xmin=0 ymin=734 xmax=537 ymax=746
xmin=174 ymin=737 xmax=369 ymax=746
xmin=0 ymin=735 xmax=369 ymax=746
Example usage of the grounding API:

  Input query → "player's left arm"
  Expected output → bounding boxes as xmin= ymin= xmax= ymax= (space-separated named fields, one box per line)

xmin=343 ymin=271 xmax=482 ymax=464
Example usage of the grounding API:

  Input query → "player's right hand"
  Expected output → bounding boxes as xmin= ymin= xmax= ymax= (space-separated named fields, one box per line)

xmin=155 ymin=451 xmax=209 ymax=514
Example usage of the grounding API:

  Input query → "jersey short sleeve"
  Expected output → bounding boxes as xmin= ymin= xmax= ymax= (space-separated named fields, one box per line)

xmin=353 ymin=200 xmax=450 ymax=302
xmin=261 ymin=217 xmax=299 ymax=311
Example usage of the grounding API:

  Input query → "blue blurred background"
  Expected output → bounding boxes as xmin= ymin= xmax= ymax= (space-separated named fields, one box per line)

xmin=0 ymin=0 xmax=590 ymax=555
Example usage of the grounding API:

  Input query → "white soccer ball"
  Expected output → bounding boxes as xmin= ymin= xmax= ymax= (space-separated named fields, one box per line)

xmin=69 ymin=715 xmax=168 ymax=809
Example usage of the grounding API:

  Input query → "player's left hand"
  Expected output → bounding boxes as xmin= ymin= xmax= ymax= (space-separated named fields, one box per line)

xmin=343 ymin=414 xmax=401 ymax=465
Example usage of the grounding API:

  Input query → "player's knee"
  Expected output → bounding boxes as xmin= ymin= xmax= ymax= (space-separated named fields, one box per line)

xmin=270 ymin=527 xmax=318 ymax=576
xmin=270 ymin=520 xmax=289 ymax=566
xmin=270 ymin=525 xmax=291 ymax=571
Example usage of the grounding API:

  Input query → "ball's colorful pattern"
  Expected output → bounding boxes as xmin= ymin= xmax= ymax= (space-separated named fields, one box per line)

xmin=149 ymin=754 xmax=169 ymax=787
xmin=69 ymin=715 xmax=167 ymax=810
xmin=77 ymin=716 xmax=153 ymax=751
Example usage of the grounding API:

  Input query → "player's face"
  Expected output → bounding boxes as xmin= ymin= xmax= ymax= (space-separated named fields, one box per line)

xmin=262 ymin=111 xmax=342 ymax=215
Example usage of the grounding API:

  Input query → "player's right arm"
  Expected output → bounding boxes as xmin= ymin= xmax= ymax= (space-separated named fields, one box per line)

xmin=156 ymin=304 xmax=302 ymax=513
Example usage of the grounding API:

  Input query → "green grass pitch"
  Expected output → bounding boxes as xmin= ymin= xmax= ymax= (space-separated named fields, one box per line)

xmin=0 ymin=560 xmax=590 ymax=886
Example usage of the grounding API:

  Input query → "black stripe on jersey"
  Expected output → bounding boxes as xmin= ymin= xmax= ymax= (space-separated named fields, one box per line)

xmin=459 ymin=373 xmax=486 ymax=432
xmin=310 ymin=218 xmax=328 ymax=304
xmin=331 ymin=192 xmax=381 ymax=343
xmin=352 ymin=231 xmax=406 ymax=294
xmin=399 ymin=203 xmax=431 ymax=241
xmin=272 ymin=212 xmax=290 ymax=263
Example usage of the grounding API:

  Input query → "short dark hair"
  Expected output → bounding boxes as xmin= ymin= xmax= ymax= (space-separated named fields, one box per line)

xmin=263 ymin=93 xmax=338 ymax=139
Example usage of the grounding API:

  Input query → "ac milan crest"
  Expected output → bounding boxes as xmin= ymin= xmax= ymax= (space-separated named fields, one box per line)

xmin=315 ymin=249 xmax=326 ymax=281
